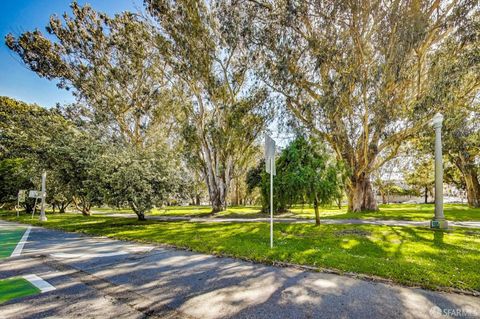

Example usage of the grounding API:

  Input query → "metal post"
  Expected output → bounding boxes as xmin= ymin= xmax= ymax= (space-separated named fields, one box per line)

xmin=270 ymin=157 xmax=274 ymax=248
xmin=431 ymin=113 xmax=447 ymax=229
xmin=39 ymin=171 xmax=47 ymax=222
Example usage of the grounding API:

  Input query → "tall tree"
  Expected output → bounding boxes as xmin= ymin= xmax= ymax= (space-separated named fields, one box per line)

xmin=239 ymin=0 xmax=477 ymax=212
xmin=145 ymin=0 xmax=272 ymax=212
xmin=6 ymin=3 xmax=184 ymax=219
xmin=6 ymin=2 xmax=179 ymax=149
xmin=414 ymin=10 xmax=480 ymax=207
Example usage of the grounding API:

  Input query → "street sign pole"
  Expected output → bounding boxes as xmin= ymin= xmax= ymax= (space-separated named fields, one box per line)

xmin=39 ymin=171 xmax=47 ymax=222
xmin=16 ymin=192 xmax=20 ymax=218
xmin=270 ymin=157 xmax=274 ymax=249
xmin=265 ymin=134 xmax=276 ymax=249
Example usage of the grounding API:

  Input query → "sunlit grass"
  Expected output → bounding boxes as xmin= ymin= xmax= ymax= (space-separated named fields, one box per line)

xmin=290 ymin=203 xmax=480 ymax=221
xmin=92 ymin=203 xmax=480 ymax=221
xmin=1 ymin=212 xmax=479 ymax=292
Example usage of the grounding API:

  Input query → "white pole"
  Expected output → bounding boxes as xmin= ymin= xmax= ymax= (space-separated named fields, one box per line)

xmin=431 ymin=113 xmax=447 ymax=229
xmin=39 ymin=171 xmax=47 ymax=222
xmin=16 ymin=193 xmax=20 ymax=218
xmin=270 ymin=157 xmax=273 ymax=249
xmin=32 ymin=197 xmax=38 ymax=219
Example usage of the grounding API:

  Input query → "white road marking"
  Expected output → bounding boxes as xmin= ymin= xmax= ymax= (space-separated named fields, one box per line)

xmin=22 ymin=274 xmax=56 ymax=293
xmin=11 ymin=226 xmax=31 ymax=257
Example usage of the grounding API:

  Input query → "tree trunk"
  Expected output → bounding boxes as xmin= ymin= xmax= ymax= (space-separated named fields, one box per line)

xmin=381 ymin=191 xmax=387 ymax=204
xmin=136 ymin=211 xmax=146 ymax=221
xmin=455 ymin=156 xmax=480 ymax=208
xmin=234 ymin=179 xmax=240 ymax=206
xmin=81 ymin=207 xmax=91 ymax=216
xmin=347 ymin=173 xmax=378 ymax=212
xmin=424 ymin=186 xmax=428 ymax=204
xmin=195 ymin=194 xmax=201 ymax=206
xmin=210 ymin=189 xmax=226 ymax=213
xmin=204 ymin=157 xmax=231 ymax=213
xmin=74 ymin=197 xmax=91 ymax=216
xmin=464 ymin=171 xmax=480 ymax=208
xmin=24 ymin=201 xmax=34 ymax=214
xmin=130 ymin=202 xmax=147 ymax=221
xmin=313 ymin=196 xmax=320 ymax=226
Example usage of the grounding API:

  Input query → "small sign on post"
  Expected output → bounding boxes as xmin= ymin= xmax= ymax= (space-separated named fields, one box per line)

xmin=265 ymin=135 xmax=276 ymax=176
xmin=18 ymin=190 xmax=26 ymax=203
xmin=265 ymin=134 xmax=276 ymax=248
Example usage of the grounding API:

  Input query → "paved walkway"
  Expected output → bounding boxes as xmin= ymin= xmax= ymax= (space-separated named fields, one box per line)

xmin=0 ymin=220 xmax=479 ymax=318
xmin=99 ymin=212 xmax=480 ymax=228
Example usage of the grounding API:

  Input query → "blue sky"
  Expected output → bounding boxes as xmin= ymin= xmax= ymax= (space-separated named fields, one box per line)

xmin=0 ymin=0 xmax=141 ymax=108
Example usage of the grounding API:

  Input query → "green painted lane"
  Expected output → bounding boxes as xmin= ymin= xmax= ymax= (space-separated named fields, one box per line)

xmin=0 ymin=226 xmax=26 ymax=258
xmin=0 ymin=277 xmax=40 ymax=304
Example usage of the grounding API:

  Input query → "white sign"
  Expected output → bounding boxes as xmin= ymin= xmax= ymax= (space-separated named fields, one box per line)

xmin=28 ymin=190 xmax=43 ymax=199
xmin=18 ymin=190 xmax=26 ymax=203
xmin=265 ymin=134 xmax=276 ymax=176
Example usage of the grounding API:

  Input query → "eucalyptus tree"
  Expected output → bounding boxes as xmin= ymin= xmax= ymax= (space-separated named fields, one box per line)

xmin=6 ymin=2 xmax=179 ymax=149
xmin=238 ymin=0 xmax=477 ymax=212
xmin=6 ymin=3 xmax=185 ymax=219
xmin=145 ymin=0 xmax=272 ymax=212
xmin=412 ymin=11 xmax=480 ymax=207
xmin=438 ymin=20 xmax=480 ymax=208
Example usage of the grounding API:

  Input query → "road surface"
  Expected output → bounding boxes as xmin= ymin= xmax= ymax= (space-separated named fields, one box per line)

xmin=0 ymin=220 xmax=479 ymax=318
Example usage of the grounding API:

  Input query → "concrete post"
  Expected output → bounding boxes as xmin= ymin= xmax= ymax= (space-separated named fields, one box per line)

xmin=39 ymin=171 xmax=47 ymax=222
xmin=431 ymin=113 xmax=448 ymax=229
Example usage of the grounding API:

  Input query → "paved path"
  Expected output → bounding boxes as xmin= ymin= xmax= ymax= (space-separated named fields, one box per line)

xmin=0 ymin=220 xmax=479 ymax=319
xmin=99 ymin=212 xmax=480 ymax=228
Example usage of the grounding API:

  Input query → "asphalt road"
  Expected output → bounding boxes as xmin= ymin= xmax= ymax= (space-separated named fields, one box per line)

xmin=0 ymin=220 xmax=479 ymax=319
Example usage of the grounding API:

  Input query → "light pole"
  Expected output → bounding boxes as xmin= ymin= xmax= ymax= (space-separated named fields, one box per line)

xmin=431 ymin=113 xmax=448 ymax=229
xmin=39 ymin=171 xmax=47 ymax=222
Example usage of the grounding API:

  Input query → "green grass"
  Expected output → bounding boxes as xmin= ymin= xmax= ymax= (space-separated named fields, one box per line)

xmin=1 ymin=212 xmax=479 ymax=292
xmin=290 ymin=203 xmax=480 ymax=221
xmin=0 ymin=277 xmax=40 ymax=304
xmin=92 ymin=203 xmax=480 ymax=222
xmin=94 ymin=205 xmax=266 ymax=217
xmin=0 ymin=226 xmax=26 ymax=258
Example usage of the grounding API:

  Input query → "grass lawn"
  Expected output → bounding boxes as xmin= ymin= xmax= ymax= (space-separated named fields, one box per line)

xmin=0 ymin=277 xmax=40 ymax=304
xmin=290 ymin=203 xmax=480 ymax=221
xmin=1 ymin=212 xmax=479 ymax=293
xmin=92 ymin=203 xmax=480 ymax=222
xmin=94 ymin=205 xmax=265 ymax=218
xmin=0 ymin=226 xmax=26 ymax=258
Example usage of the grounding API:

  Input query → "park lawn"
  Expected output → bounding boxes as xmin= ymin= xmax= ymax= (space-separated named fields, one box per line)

xmin=94 ymin=205 xmax=267 ymax=218
xmin=1 ymin=212 xmax=479 ymax=293
xmin=290 ymin=203 xmax=480 ymax=221
xmin=0 ymin=226 xmax=26 ymax=258
xmin=93 ymin=203 xmax=480 ymax=222
xmin=0 ymin=277 xmax=40 ymax=304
